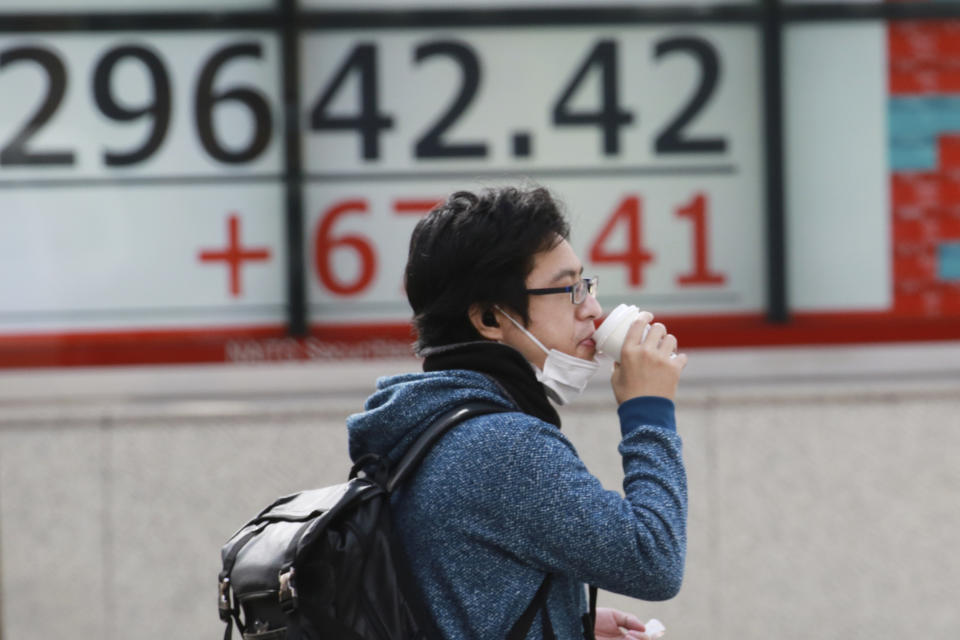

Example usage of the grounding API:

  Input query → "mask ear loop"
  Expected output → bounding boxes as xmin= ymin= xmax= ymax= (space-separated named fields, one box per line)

xmin=493 ymin=305 xmax=551 ymax=356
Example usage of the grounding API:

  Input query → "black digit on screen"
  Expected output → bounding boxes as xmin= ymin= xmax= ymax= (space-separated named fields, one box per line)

xmin=413 ymin=40 xmax=487 ymax=159
xmin=552 ymin=39 xmax=634 ymax=156
xmin=654 ymin=36 xmax=727 ymax=154
xmin=92 ymin=44 xmax=172 ymax=166
xmin=195 ymin=42 xmax=273 ymax=164
xmin=0 ymin=46 xmax=75 ymax=166
xmin=310 ymin=43 xmax=395 ymax=161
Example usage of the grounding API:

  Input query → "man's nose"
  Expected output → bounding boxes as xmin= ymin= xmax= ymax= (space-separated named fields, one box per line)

xmin=579 ymin=292 xmax=602 ymax=320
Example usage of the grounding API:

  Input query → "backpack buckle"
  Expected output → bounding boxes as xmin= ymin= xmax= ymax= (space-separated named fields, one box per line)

xmin=349 ymin=453 xmax=388 ymax=486
xmin=218 ymin=575 xmax=234 ymax=622
xmin=278 ymin=567 xmax=298 ymax=613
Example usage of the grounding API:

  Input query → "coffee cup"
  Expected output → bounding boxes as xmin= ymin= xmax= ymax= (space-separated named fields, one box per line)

xmin=592 ymin=304 xmax=650 ymax=363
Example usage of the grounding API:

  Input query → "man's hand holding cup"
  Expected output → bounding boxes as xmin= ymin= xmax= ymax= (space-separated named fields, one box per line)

xmin=594 ymin=304 xmax=687 ymax=404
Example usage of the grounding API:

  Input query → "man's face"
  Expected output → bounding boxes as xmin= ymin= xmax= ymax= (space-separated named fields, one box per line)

xmin=500 ymin=238 xmax=603 ymax=369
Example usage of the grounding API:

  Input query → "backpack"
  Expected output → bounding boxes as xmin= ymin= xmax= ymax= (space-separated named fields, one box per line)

xmin=218 ymin=401 xmax=580 ymax=640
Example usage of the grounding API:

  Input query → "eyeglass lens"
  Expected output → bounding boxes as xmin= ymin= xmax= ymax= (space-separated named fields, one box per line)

xmin=573 ymin=278 xmax=596 ymax=304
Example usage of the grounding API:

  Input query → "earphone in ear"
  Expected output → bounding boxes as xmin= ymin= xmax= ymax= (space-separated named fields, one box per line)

xmin=482 ymin=310 xmax=499 ymax=327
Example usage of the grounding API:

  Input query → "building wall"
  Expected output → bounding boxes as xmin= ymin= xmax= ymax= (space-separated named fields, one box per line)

xmin=1 ymin=343 xmax=959 ymax=640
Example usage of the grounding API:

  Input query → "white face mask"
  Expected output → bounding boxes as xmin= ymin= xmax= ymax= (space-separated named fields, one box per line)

xmin=495 ymin=306 xmax=600 ymax=405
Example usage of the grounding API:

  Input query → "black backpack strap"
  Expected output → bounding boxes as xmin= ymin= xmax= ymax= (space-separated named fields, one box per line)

xmin=581 ymin=585 xmax=598 ymax=640
xmin=541 ymin=591 xmax=556 ymax=640
xmin=381 ymin=401 xmax=507 ymax=639
xmin=388 ymin=402 xmax=562 ymax=640
xmin=386 ymin=401 xmax=506 ymax=492
xmin=507 ymin=574 xmax=553 ymax=640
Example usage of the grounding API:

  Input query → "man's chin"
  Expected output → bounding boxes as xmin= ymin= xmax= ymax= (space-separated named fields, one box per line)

xmin=575 ymin=342 xmax=597 ymax=361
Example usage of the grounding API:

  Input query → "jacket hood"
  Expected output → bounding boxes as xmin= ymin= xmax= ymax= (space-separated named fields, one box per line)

xmin=346 ymin=369 xmax=515 ymax=467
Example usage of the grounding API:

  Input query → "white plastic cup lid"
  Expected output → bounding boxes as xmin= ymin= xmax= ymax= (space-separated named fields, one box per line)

xmin=592 ymin=303 xmax=638 ymax=349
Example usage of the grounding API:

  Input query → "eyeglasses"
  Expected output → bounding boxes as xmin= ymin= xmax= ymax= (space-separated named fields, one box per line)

xmin=525 ymin=275 xmax=598 ymax=305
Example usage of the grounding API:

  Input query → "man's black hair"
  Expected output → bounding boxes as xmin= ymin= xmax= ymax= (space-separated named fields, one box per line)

xmin=405 ymin=186 xmax=570 ymax=352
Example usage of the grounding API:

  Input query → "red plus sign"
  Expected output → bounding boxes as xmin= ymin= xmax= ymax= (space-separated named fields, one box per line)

xmin=198 ymin=214 xmax=272 ymax=297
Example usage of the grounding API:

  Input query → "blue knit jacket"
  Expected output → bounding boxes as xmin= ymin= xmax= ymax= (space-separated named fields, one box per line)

xmin=346 ymin=369 xmax=687 ymax=640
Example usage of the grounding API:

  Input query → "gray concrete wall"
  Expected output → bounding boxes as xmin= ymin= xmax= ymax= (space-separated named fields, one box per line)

xmin=1 ymin=342 xmax=959 ymax=640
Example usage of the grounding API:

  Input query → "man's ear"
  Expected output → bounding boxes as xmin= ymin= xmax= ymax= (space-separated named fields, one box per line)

xmin=468 ymin=303 xmax=503 ymax=341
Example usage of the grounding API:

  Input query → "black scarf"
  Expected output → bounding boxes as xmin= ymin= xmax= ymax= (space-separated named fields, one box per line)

xmin=421 ymin=341 xmax=561 ymax=428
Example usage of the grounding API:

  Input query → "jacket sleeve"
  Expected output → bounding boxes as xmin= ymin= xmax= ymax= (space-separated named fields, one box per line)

xmin=480 ymin=397 xmax=687 ymax=600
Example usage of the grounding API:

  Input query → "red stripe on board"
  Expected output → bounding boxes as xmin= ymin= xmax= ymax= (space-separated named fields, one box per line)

xmin=888 ymin=21 xmax=960 ymax=63
xmin=895 ymin=285 xmax=960 ymax=315
xmin=311 ymin=322 xmax=417 ymax=342
xmin=890 ymin=67 xmax=960 ymax=95
xmin=0 ymin=325 xmax=287 ymax=369
xmin=256 ymin=311 xmax=960 ymax=348
xmin=892 ymin=209 xmax=960 ymax=244
xmin=894 ymin=245 xmax=939 ymax=281
xmin=941 ymin=135 xmax=960 ymax=171
xmin=4 ymin=313 xmax=960 ymax=369
xmin=891 ymin=173 xmax=960 ymax=207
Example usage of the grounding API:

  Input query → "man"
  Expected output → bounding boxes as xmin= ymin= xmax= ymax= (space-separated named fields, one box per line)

xmin=347 ymin=186 xmax=687 ymax=639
